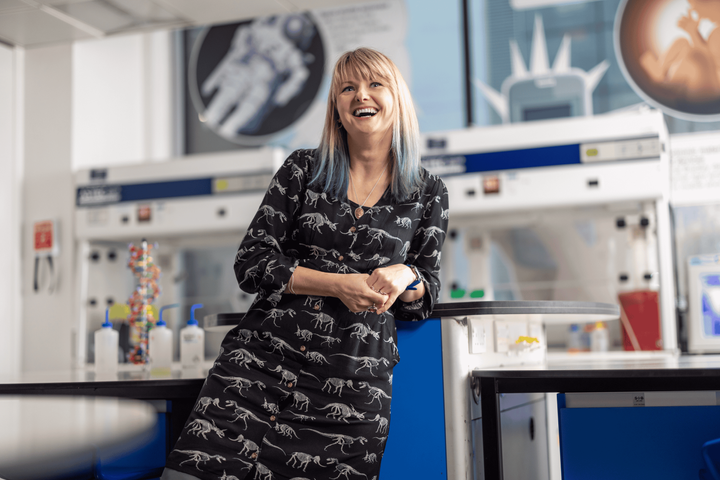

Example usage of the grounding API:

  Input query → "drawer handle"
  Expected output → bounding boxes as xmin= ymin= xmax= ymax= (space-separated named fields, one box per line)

xmin=529 ymin=417 xmax=535 ymax=441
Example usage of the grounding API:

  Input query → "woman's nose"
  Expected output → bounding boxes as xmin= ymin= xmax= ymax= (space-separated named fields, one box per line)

xmin=355 ymin=86 xmax=369 ymax=101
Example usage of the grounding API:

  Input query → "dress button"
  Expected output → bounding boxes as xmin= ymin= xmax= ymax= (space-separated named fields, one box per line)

xmin=270 ymin=415 xmax=276 ymax=421
xmin=251 ymin=452 xmax=258 ymax=459
xmin=287 ymin=382 xmax=294 ymax=388
xmin=300 ymin=345 xmax=306 ymax=352
xmin=350 ymin=226 xmax=356 ymax=232
xmin=313 ymin=305 xmax=320 ymax=310
xmin=338 ymin=255 xmax=344 ymax=261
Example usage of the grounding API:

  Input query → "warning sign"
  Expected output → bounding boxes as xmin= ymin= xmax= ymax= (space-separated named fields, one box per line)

xmin=33 ymin=221 xmax=54 ymax=253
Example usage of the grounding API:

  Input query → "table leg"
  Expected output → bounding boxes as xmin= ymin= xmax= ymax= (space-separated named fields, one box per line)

xmin=480 ymin=377 xmax=503 ymax=480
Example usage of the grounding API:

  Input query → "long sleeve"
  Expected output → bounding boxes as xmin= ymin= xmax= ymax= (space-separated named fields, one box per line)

xmin=233 ymin=149 xmax=311 ymax=301
xmin=393 ymin=174 xmax=449 ymax=321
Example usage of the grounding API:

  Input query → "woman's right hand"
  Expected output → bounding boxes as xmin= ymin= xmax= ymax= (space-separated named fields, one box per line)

xmin=335 ymin=274 xmax=389 ymax=313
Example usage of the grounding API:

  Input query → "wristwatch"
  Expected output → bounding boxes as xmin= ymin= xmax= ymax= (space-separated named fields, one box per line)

xmin=405 ymin=264 xmax=422 ymax=291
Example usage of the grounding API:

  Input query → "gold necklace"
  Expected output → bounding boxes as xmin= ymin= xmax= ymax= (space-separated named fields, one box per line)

xmin=349 ymin=163 xmax=388 ymax=219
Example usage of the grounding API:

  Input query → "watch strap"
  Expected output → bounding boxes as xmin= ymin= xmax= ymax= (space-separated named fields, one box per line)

xmin=405 ymin=264 xmax=422 ymax=291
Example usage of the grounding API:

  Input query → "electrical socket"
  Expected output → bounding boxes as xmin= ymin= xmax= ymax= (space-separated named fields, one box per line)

xmin=468 ymin=318 xmax=493 ymax=354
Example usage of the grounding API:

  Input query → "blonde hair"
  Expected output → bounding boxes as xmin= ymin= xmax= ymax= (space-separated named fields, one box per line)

xmin=312 ymin=48 xmax=422 ymax=202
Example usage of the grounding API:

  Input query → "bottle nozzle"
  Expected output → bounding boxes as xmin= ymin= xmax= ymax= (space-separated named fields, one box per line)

xmin=103 ymin=309 xmax=113 ymax=328
xmin=189 ymin=304 xmax=203 ymax=326
xmin=158 ymin=303 xmax=180 ymax=327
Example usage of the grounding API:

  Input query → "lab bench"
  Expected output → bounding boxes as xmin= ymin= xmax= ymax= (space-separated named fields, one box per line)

xmin=1 ymin=300 xmax=618 ymax=479
xmin=474 ymin=354 xmax=720 ymax=480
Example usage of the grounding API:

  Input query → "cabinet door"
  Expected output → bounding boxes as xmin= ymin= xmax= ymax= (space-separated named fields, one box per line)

xmin=471 ymin=399 xmax=549 ymax=480
xmin=501 ymin=400 xmax=549 ymax=480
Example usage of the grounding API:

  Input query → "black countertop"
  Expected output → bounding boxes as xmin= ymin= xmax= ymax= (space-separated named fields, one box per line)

xmin=471 ymin=354 xmax=720 ymax=393
xmin=0 ymin=367 xmax=207 ymax=398
xmin=204 ymin=300 xmax=620 ymax=331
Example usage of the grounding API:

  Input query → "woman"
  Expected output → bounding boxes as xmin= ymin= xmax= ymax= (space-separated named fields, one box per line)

xmin=163 ymin=47 xmax=449 ymax=480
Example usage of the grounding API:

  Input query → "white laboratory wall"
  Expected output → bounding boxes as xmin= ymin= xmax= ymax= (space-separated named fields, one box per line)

xmin=22 ymin=44 xmax=76 ymax=372
xmin=0 ymin=44 xmax=22 ymax=376
xmin=17 ymin=31 xmax=175 ymax=372
xmin=72 ymin=30 xmax=174 ymax=170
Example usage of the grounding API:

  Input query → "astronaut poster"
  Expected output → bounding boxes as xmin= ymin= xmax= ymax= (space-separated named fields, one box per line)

xmin=189 ymin=15 xmax=325 ymax=145
xmin=186 ymin=1 xmax=409 ymax=149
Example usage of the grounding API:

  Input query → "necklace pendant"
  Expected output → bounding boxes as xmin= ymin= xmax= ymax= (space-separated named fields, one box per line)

xmin=354 ymin=207 xmax=364 ymax=219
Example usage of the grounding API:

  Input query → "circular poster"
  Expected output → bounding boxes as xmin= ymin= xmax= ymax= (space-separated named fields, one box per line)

xmin=189 ymin=14 xmax=326 ymax=145
xmin=615 ymin=0 xmax=720 ymax=121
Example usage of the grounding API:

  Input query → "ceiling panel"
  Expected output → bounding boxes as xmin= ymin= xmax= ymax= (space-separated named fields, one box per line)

xmin=34 ymin=0 xmax=94 ymax=5
xmin=0 ymin=0 xmax=376 ymax=47
xmin=0 ymin=0 xmax=32 ymax=13
xmin=54 ymin=0 xmax=185 ymax=34
xmin=156 ymin=0 xmax=291 ymax=26
xmin=0 ymin=7 xmax=93 ymax=46
xmin=288 ymin=0 xmax=369 ymax=11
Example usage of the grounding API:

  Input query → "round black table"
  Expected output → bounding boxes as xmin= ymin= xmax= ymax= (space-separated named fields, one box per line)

xmin=0 ymin=395 xmax=157 ymax=480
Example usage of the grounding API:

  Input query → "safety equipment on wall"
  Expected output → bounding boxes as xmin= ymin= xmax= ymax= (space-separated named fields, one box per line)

xmin=33 ymin=219 xmax=59 ymax=294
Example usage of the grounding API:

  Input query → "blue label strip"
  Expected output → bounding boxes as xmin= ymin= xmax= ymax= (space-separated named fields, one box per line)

xmin=76 ymin=178 xmax=213 ymax=207
xmin=422 ymin=143 xmax=582 ymax=174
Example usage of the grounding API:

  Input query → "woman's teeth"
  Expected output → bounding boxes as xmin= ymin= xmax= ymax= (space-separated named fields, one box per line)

xmin=353 ymin=108 xmax=378 ymax=117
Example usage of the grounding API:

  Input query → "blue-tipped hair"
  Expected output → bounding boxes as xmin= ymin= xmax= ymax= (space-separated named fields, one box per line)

xmin=311 ymin=48 xmax=423 ymax=203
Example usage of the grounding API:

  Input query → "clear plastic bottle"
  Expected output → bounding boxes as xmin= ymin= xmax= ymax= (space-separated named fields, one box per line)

xmin=567 ymin=324 xmax=583 ymax=353
xmin=95 ymin=310 xmax=119 ymax=373
xmin=149 ymin=304 xmax=178 ymax=375
xmin=181 ymin=304 xmax=205 ymax=369
xmin=591 ymin=321 xmax=610 ymax=352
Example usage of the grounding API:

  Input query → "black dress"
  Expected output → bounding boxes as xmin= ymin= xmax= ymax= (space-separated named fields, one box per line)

xmin=164 ymin=149 xmax=449 ymax=480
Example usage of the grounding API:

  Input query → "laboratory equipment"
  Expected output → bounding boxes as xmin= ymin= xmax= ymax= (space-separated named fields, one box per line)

xmin=687 ymin=254 xmax=720 ymax=353
xmin=422 ymin=107 xmax=675 ymax=354
xmin=94 ymin=310 xmax=118 ymax=373
xmin=149 ymin=304 xmax=177 ymax=375
xmin=126 ymin=240 xmax=161 ymax=364
xmin=567 ymin=324 xmax=584 ymax=352
xmin=73 ymin=147 xmax=284 ymax=368
xmin=591 ymin=321 xmax=609 ymax=352
xmin=32 ymin=219 xmax=59 ymax=295
xmin=180 ymin=304 xmax=204 ymax=369
xmin=420 ymin=108 xmax=672 ymax=478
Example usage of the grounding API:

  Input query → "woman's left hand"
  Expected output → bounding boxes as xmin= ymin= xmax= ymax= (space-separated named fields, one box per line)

xmin=366 ymin=264 xmax=416 ymax=315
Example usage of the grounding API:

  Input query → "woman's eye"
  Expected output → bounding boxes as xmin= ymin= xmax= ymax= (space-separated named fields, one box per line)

xmin=342 ymin=86 xmax=354 ymax=92
xmin=371 ymin=82 xmax=382 ymax=87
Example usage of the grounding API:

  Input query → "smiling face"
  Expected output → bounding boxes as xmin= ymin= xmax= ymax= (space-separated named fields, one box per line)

xmin=335 ymin=71 xmax=396 ymax=143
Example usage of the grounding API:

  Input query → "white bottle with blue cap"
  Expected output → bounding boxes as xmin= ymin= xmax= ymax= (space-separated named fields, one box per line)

xmin=95 ymin=309 xmax=119 ymax=373
xmin=181 ymin=304 xmax=205 ymax=368
xmin=149 ymin=304 xmax=177 ymax=374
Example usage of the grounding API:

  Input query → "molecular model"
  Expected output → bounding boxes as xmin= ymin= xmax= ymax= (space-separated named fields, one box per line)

xmin=126 ymin=239 xmax=161 ymax=364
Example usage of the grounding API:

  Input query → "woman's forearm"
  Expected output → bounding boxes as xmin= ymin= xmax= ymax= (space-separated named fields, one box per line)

xmin=398 ymin=281 xmax=425 ymax=303
xmin=288 ymin=265 xmax=425 ymax=312
xmin=288 ymin=266 xmax=395 ymax=313
xmin=288 ymin=266 xmax=344 ymax=297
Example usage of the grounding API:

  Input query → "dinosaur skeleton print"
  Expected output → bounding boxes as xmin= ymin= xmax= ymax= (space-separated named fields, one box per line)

xmin=164 ymin=149 xmax=448 ymax=480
